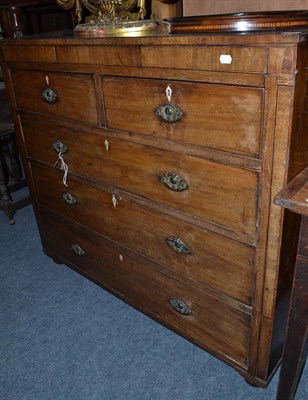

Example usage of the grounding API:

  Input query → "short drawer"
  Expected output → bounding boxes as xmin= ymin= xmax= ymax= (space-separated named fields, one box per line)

xmin=32 ymin=163 xmax=255 ymax=305
xmin=38 ymin=209 xmax=251 ymax=367
xmin=11 ymin=70 xmax=98 ymax=125
xmin=3 ymin=46 xmax=56 ymax=63
xmin=103 ymin=77 xmax=263 ymax=157
xmin=141 ymin=45 xmax=267 ymax=73
xmin=56 ymin=45 xmax=141 ymax=66
xmin=22 ymin=115 xmax=259 ymax=239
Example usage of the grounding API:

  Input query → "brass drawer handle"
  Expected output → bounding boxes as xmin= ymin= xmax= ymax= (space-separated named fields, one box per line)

xmin=160 ymin=172 xmax=189 ymax=192
xmin=71 ymin=243 xmax=85 ymax=256
xmin=42 ymin=87 xmax=58 ymax=103
xmin=169 ymin=299 xmax=192 ymax=316
xmin=166 ymin=237 xmax=191 ymax=254
xmin=52 ymin=140 xmax=67 ymax=155
xmin=155 ymin=103 xmax=183 ymax=123
xmin=62 ymin=192 xmax=77 ymax=205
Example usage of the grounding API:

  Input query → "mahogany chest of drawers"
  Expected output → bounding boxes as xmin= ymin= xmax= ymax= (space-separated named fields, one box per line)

xmin=1 ymin=25 xmax=308 ymax=387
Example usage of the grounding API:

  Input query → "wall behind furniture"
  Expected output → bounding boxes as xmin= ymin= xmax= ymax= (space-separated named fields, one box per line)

xmin=152 ymin=0 xmax=182 ymax=18
xmin=183 ymin=0 xmax=308 ymax=16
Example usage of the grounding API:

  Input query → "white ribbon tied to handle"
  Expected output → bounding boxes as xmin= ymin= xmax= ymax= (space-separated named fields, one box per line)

xmin=54 ymin=150 xmax=69 ymax=187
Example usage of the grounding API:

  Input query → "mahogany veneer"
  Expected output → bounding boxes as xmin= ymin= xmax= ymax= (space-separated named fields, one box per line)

xmin=1 ymin=15 xmax=308 ymax=387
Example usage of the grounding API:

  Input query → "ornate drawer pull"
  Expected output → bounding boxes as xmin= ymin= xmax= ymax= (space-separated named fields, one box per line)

xmin=52 ymin=140 xmax=67 ymax=154
xmin=42 ymin=87 xmax=58 ymax=103
xmin=160 ymin=172 xmax=189 ymax=192
xmin=169 ymin=299 xmax=192 ymax=316
xmin=156 ymin=85 xmax=183 ymax=123
xmin=71 ymin=244 xmax=85 ymax=256
xmin=62 ymin=192 xmax=77 ymax=205
xmin=155 ymin=103 xmax=183 ymax=123
xmin=166 ymin=237 xmax=191 ymax=254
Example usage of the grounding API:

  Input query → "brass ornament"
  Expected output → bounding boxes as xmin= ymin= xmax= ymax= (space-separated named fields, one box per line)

xmin=62 ymin=192 xmax=78 ymax=205
xmin=155 ymin=103 xmax=183 ymax=123
xmin=42 ymin=87 xmax=58 ymax=103
xmin=71 ymin=243 xmax=86 ymax=256
xmin=159 ymin=172 xmax=189 ymax=192
xmin=156 ymin=85 xmax=184 ymax=123
xmin=166 ymin=237 xmax=191 ymax=254
xmin=169 ymin=299 xmax=192 ymax=316
xmin=52 ymin=140 xmax=67 ymax=155
xmin=56 ymin=0 xmax=156 ymax=36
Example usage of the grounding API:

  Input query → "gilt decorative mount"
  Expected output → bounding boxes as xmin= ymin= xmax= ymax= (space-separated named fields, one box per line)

xmin=56 ymin=0 xmax=155 ymax=36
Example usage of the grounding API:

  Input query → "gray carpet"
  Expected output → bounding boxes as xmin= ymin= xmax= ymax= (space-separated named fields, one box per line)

xmin=1 ymin=201 xmax=307 ymax=400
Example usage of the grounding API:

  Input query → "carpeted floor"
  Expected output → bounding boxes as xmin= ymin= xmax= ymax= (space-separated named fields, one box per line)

xmin=1 ymin=201 xmax=307 ymax=400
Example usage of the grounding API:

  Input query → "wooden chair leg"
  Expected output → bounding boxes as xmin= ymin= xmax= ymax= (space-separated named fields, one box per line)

xmin=7 ymin=130 xmax=22 ymax=181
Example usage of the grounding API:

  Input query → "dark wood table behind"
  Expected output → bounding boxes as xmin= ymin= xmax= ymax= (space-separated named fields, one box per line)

xmin=275 ymin=166 xmax=308 ymax=400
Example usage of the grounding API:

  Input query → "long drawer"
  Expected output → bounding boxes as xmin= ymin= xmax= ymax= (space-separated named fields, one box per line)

xmin=32 ymin=163 xmax=255 ymax=305
xmin=11 ymin=70 xmax=98 ymax=125
xmin=38 ymin=209 xmax=251 ymax=367
xmin=103 ymin=77 xmax=263 ymax=157
xmin=22 ymin=115 xmax=259 ymax=239
xmin=54 ymin=44 xmax=267 ymax=74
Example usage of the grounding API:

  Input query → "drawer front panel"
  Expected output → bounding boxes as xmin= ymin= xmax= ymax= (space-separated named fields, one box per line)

xmin=141 ymin=46 xmax=267 ymax=73
xmin=11 ymin=70 xmax=98 ymax=124
xmin=56 ymin=45 xmax=141 ymax=66
xmin=38 ymin=210 xmax=250 ymax=366
xmin=103 ymin=77 xmax=263 ymax=157
xmin=32 ymin=163 xmax=255 ymax=304
xmin=22 ymin=116 xmax=259 ymax=239
xmin=3 ymin=46 xmax=56 ymax=63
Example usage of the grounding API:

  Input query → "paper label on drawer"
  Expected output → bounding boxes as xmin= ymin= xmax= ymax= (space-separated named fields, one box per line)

xmin=219 ymin=54 xmax=233 ymax=64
